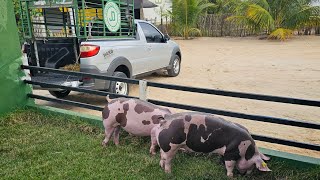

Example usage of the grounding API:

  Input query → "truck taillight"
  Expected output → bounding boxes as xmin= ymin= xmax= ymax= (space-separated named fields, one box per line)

xmin=80 ymin=45 xmax=100 ymax=58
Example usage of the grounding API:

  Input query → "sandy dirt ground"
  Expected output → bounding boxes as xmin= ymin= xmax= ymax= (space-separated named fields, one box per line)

xmin=34 ymin=36 xmax=320 ymax=158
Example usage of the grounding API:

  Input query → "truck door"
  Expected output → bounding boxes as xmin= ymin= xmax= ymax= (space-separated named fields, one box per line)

xmin=138 ymin=22 xmax=171 ymax=71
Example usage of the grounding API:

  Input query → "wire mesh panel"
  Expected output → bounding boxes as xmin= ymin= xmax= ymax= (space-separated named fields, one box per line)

xmin=19 ymin=0 xmax=135 ymax=39
xmin=77 ymin=0 xmax=135 ymax=38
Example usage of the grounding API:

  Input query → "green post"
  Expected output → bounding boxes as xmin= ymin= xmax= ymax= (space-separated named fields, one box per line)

xmin=19 ymin=0 xmax=26 ymax=37
xmin=0 ymin=0 xmax=33 ymax=115
xmin=118 ymin=0 xmax=122 ymax=36
xmin=25 ymin=1 xmax=32 ymax=38
xmin=102 ymin=1 xmax=106 ymax=36
xmin=82 ymin=0 xmax=86 ymax=37
xmin=74 ymin=0 xmax=80 ymax=37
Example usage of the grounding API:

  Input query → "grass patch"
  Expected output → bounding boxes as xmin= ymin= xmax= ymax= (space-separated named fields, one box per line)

xmin=0 ymin=109 xmax=319 ymax=179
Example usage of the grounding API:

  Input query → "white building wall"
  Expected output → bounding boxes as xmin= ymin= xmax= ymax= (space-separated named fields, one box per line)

xmin=143 ymin=0 xmax=172 ymax=25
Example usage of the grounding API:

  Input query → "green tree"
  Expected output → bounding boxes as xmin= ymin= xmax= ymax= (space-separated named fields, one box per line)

xmin=208 ymin=0 xmax=239 ymax=14
xmin=207 ymin=0 xmax=240 ymax=36
xmin=228 ymin=0 xmax=320 ymax=40
xmin=171 ymin=0 xmax=215 ymax=39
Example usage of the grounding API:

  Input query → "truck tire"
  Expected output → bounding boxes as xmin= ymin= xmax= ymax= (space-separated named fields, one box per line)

xmin=49 ymin=90 xmax=71 ymax=98
xmin=167 ymin=55 xmax=181 ymax=77
xmin=109 ymin=71 xmax=129 ymax=96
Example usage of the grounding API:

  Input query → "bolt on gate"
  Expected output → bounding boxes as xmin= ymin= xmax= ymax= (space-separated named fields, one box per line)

xmin=21 ymin=65 xmax=320 ymax=153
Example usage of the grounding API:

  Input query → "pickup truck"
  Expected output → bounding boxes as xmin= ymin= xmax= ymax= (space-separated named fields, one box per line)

xmin=27 ymin=20 xmax=182 ymax=98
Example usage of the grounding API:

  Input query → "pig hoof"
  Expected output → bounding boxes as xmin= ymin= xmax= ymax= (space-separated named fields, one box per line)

xmin=179 ymin=148 xmax=187 ymax=153
xmin=227 ymin=173 xmax=233 ymax=178
xmin=165 ymin=169 xmax=171 ymax=173
xmin=101 ymin=141 xmax=107 ymax=147
xmin=149 ymin=149 xmax=156 ymax=156
xmin=159 ymin=160 xmax=165 ymax=169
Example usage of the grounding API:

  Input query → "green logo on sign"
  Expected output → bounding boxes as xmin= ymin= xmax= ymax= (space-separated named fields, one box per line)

xmin=109 ymin=11 xmax=115 ymax=21
xmin=104 ymin=2 xmax=121 ymax=33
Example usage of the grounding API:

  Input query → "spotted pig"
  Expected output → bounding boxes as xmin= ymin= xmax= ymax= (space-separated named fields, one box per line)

xmin=102 ymin=96 xmax=172 ymax=149
xmin=151 ymin=112 xmax=271 ymax=177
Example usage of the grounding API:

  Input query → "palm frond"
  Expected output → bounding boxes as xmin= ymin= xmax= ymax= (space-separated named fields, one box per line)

xmin=286 ymin=5 xmax=320 ymax=29
xmin=172 ymin=0 xmax=214 ymax=39
xmin=250 ymin=0 xmax=270 ymax=11
xmin=246 ymin=4 xmax=275 ymax=30
xmin=187 ymin=27 xmax=202 ymax=36
xmin=268 ymin=28 xmax=293 ymax=40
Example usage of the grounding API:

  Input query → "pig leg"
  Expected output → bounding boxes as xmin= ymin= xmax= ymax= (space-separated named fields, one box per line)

xmin=149 ymin=127 xmax=158 ymax=155
xmin=159 ymin=149 xmax=166 ymax=169
xmin=225 ymin=160 xmax=236 ymax=177
xmin=102 ymin=126 xmax=116 ymax=147
xmin=163 ymin=146 xmax=179 ymax=173
xmin=113 ymin=126 xmax=121 ymax=146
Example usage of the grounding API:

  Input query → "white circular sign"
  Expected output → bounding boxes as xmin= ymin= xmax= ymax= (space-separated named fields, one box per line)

xmin=103 ymin=2 xmax=121 ymax=33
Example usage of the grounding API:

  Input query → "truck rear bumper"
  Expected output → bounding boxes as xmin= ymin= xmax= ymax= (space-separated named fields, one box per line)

xmin=80 ymin=65 xmax=108 ymax=90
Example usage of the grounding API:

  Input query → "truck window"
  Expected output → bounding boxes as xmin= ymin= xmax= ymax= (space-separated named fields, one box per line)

xmin=139 ymin=22 xmax=163 ymax=43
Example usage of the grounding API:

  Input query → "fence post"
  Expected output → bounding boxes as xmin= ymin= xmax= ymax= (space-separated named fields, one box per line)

xmin=139 ymin=80 xmax=148 ymax=101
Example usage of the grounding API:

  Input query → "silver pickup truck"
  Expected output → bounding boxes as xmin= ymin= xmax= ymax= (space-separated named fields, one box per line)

xmin=77 ymin=20 xmax=182 ymax=96
xmin=27 ymin=20 xmax=181 ymax=98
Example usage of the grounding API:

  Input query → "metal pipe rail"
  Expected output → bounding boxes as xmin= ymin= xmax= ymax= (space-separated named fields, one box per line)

xmin=24 ymin=80 xmax=137 ymax=99
xmin=21 ymin=65 xmax=320 ymax=107
xmin=21 ymin=65 xmax=140 ymax=85
xmin=147 ymin=82 xmax=320 ymax=107
xmin=148 ymin=99 xmax=320 ymax=130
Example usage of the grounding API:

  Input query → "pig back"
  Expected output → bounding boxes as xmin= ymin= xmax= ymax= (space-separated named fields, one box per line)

xmin=158 ymin=113 xmax=253 ymax=154
xmin=104 ymin=98 xmax=172 ymax=136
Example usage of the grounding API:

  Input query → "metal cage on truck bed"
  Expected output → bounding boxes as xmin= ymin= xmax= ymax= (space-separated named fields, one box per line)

xmin=19 ymin=0 xmax=135 ymax=39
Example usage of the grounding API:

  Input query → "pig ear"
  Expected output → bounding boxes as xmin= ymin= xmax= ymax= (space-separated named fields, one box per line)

xmin=256 ymin=160 xmax=271 ymax=172
xmin=260 ymin=153 xmax=270 ymax=161
xmin=160 ymin=120 xmax=166 ymax=125
xmin=106 ymin=95 xmax=112 ymax=102
xmin=159 ymin=118 xmax=166 ymax=126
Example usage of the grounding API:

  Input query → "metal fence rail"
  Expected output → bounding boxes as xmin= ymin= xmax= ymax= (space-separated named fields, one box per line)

xmin=21 ymin=65 xmax=320 ymax=152
xmin=22 ymin=65 xmax=140 ymax=84
xmin=22 ymin=65 xmax=320 ymax=107
xmin=148 ymin=99 xmax=320 ymax=130
xmin=147 ymin=82 xmax=320 ymax=107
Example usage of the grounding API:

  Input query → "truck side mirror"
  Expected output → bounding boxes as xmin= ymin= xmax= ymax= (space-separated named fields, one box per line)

xmin=164 ymin=34 xmax=170 ymax=42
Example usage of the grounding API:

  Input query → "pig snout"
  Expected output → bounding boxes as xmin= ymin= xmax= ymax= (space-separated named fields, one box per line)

xmin=236 ymin=142 xmax=271 ymax=175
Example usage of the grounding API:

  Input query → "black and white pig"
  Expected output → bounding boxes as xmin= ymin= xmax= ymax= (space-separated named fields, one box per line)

xmin=102 ymin=96 xmax=172 ymax=148
xmin=151 ymin=112 xmax=271 ymax=177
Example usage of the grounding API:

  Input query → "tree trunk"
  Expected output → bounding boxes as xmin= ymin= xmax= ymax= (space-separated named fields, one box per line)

xmin=316 ymin=27 xmax=320 ymax=35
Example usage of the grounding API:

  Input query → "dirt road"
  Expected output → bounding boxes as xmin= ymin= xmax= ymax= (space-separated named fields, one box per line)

xmin=34 ymin=36 xmax=320 ymax=158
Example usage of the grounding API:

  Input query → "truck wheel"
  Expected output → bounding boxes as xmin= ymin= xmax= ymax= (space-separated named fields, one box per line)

xmin=49 ymin=90 xmax=71 ymax=98
xmin=167 ymin=55 xmax=181 ymax=77
xmin=109 ymin=71 xmax=129 ymax=96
